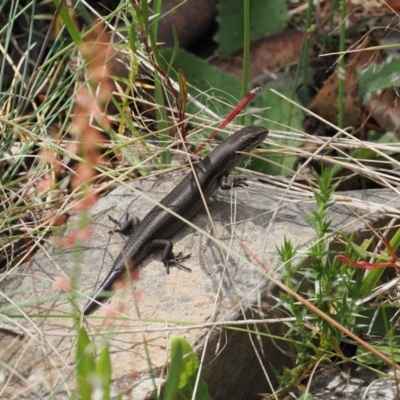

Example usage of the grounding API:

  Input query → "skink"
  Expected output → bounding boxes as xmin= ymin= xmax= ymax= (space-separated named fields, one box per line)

xmin=83 ymin=126 xmax=268 ymax=315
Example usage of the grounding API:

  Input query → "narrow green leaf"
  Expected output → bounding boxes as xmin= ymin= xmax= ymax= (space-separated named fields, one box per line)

xmin=337 ymin=0 xmax=347 ymax=130
xmin=53 ymin=0 xmax=83 ymax=46
xmin=339 ymin=232 xmax=372 ymax=260
xmin=76 ymin=327 xmax=95 ymax=400
xmin=108 ymin=98 xmax=151 ymax=175
xmin=360 ymin=228 xmax=400 ymax=298
xmin=167 ymin=26 xmax=180 ymax=75
xmin=356 ymin=336 xmax=400 ymax=364
xmin=154 ymin=72 xmax=171 ymax=165
xmin=152 ymin=0 xmax=163 ymax=39
xmin=141 ymin=0 xmax=149 ymax=36
xmin=241 ymin=0 xmax=251 ymax=125
xmin=163 ymin=339 xmax=182 ymax=400
xmin=95 ymin=346 xmax=111 ymax=400
xmin=129 ymin=23 xmax=137 ymax=53
xmin=178 ymin=69 xmax=188 ymax=116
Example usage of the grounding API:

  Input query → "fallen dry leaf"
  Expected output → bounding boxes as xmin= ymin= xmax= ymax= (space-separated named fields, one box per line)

xmin=212 ymin=30 xmax=311 ymax=81
xmin=365 ymin=89 xmax=400 ymax=135
xmin=308 ymin=51 xmax=362 ymax=132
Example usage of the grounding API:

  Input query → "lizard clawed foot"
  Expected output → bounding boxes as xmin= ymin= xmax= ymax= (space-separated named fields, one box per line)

xmin=232 ymin=176 xmax=248 ymax=188
xmin=166 ymin=252 xmax=191 ymax=273
xmin=108 ymin=215 xmax=122 ymax=234
xmin=108 ymin=214 xmax=140 ymax=236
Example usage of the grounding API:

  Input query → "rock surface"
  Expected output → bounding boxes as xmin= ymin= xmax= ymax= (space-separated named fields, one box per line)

xmin=1 ymin=171 xmax=399 ymax=399
xmin=309 ymin=367 xmax=400 ymax=400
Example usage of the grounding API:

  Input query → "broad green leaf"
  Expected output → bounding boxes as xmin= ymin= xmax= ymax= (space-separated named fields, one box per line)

xmin=166 ymin=336 xmax=210 ymax=400
xmin=359 ymin=58 xmax=400 ymax=102
xmin=160 ymin=49 xmax=245 ymax=117
xmin=181 ymin=372 xmax=211 ymax=400
xmin=353 ymin=132 xmax=399 ymax=160
xmin=252 ymin=84 xmax=302 ymax=175
xmin=299 ymin=394 xmax=313 ymax=400
xmin=215 ymin=0 xmax=289 ymax=57
xmin=171 ymin=335 xmax=199 ymax=389
xmin=263 ymin=84 xmax=304 ymax=133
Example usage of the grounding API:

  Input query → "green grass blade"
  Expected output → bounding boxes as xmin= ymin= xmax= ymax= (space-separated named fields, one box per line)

xmin=53 ymin=0 xmax=83 ymax=45
xmin=241 ymin=0 xmax=250 ymax=125
xmin=95 ymin=346 xmax=111 ymax=400
xmin=360 ymin=229 xmax=400 ymax=298
xmin=163 ymin=338 xmax=182 ymax=400
xmin=76 ymin=327 xmax=95 ymax=400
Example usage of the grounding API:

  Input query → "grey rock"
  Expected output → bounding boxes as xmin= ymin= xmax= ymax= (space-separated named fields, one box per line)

xmin=309 ymin=366 xmax=400 ymax=399
xmin=1 ymin=172 xmax=399 ymax=399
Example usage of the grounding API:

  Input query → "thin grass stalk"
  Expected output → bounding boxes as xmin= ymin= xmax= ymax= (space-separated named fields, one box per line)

xmin=141 ymin=0 xmax=171 ymax=165
xmin=301 ymin=0 xmax=314 ymax=107
xmin=154 ymin=73 xmax=171 ymax=165
xmin=18 ymin=0 xmax=64 ymax=116
xmin=338 ymin=0 xmax=347 ymax=130
xmin=152 ymin=0 xmax=163 ymax=39
xmin=17 ymin=0 xmax=36 ymax=114
xmin=289 ymin=26 xmax=314 ymax=128
xmin=241 ymin=0 xmax=251 ymax=125
xmin=0 ymin=1 xmax=17 ymax=94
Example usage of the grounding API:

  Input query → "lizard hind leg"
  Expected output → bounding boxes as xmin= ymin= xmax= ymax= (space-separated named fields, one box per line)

xmin=108 ymin=214 xmax=141 ymax=236
xmin=150 ymin=239 xmax=191 ymax=273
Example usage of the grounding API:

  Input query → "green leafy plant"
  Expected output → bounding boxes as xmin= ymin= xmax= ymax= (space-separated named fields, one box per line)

xmin=215 ymin=0 xmax=289 ymax=58
xmin=164 ymin=335 xmax=211 ymax=400
xmin=275 ymin=168 xmax=370 ymax=391
xmin=72 ymin=327 xmax=118 ymax=400
xmin=359 ymin=58 xmax=400 ymax=102
xmin=70 ymin=326 xmax=210 ymax=400
xmin=159 ymin=49 xmax=247 ymax=118
xmin=4 ymin=1 xmax=400 ymax=399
